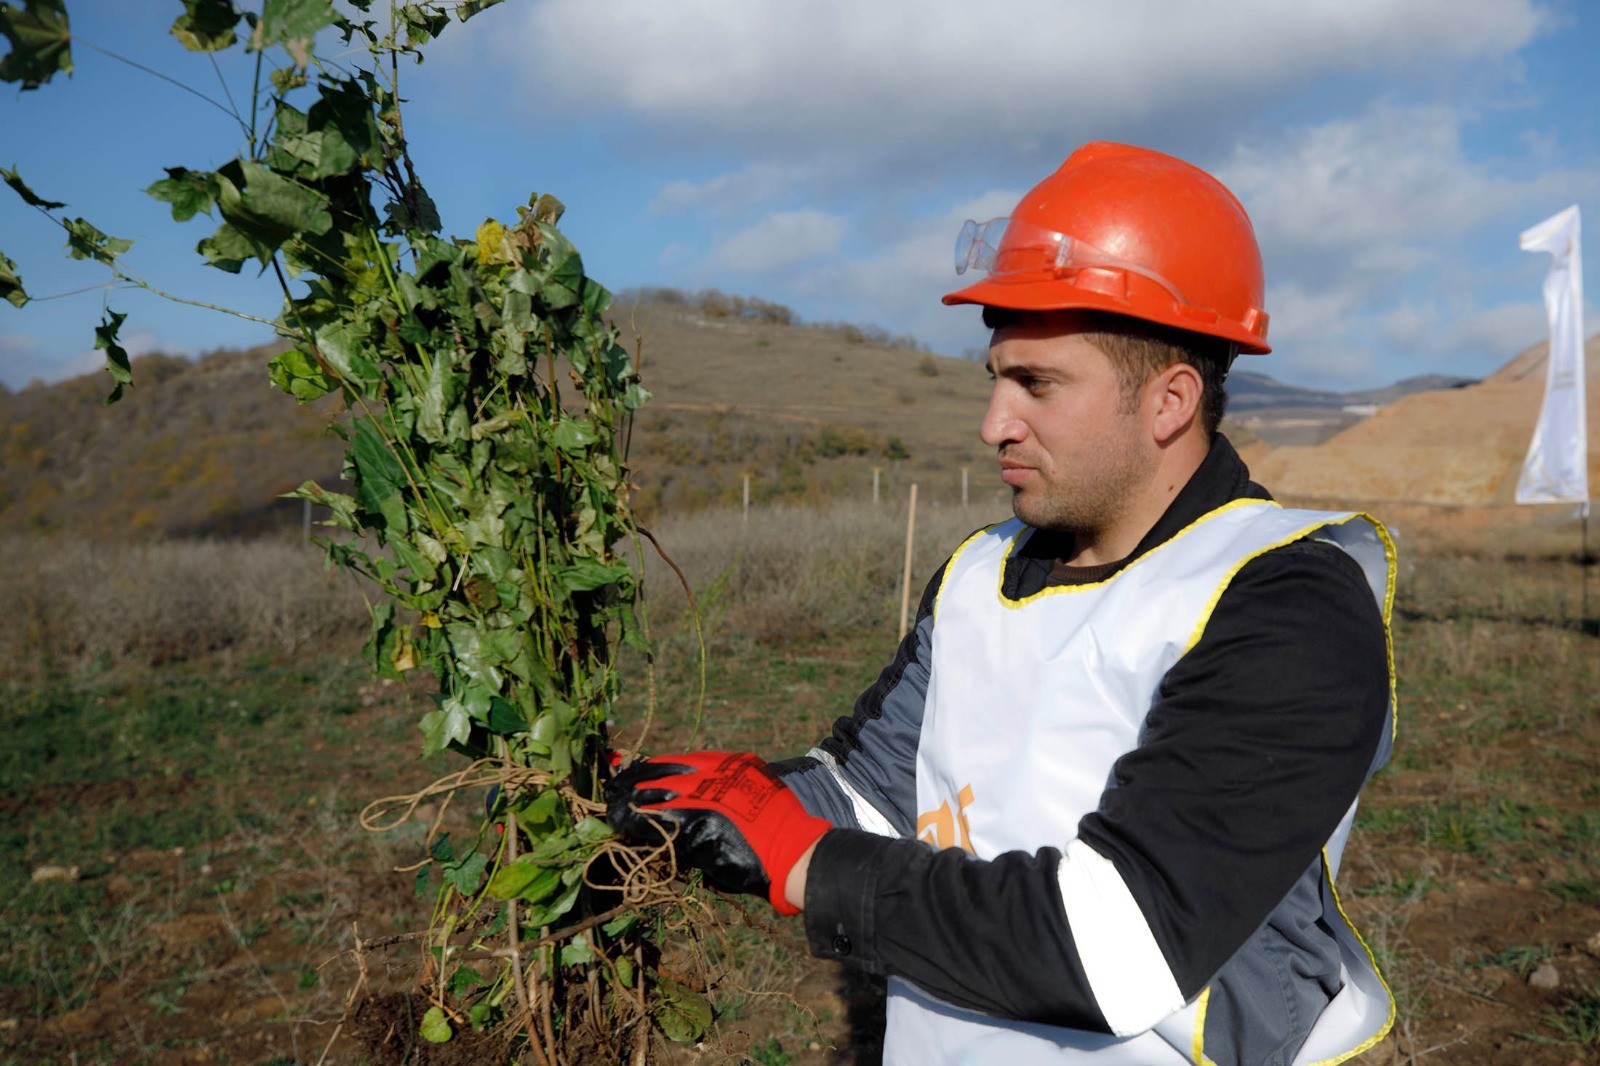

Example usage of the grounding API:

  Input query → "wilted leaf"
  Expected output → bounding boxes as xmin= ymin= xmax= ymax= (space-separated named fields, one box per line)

xmin=455 ymin=0 xmax=506 ymax=21
xmin=1 ymin=165 xmax=64 ymax=209
xmin=0 ymin=248 xmax=26 ymax=307
xmin=94 ymin=307 xmax=131 ymax=404
xmin=170 ymin=0 xmax=240 ymax=51
xmin=0 ymin=0 xmax=72 ymax=89
xmin=282 ymin=480 xmax=357 ymax=530
xmin=63 ymin=218 xmax=132 ymax=264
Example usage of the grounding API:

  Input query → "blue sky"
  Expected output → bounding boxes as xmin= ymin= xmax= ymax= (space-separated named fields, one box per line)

xmin=2 ymin=0 xmax=1597 ymax=392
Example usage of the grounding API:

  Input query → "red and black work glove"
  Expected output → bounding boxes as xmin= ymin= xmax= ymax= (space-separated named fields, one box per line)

xmin=604 ymin=751 xmax=830 ymax=916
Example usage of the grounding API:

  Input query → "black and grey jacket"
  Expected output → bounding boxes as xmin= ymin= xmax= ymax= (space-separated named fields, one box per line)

xmin=774 ymin=435 xmax=1395 ymax=1064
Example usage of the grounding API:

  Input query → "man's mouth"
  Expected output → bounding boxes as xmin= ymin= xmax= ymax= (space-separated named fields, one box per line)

xmin=998 ymin=458 xmax=1033 ymax=486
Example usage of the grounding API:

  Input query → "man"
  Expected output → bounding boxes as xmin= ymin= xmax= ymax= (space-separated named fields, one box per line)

xmin=608 ymin=142 xmax=1397 ymax=1065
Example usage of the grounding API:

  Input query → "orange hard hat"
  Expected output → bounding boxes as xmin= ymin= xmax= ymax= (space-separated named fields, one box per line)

xmin=943 ymin=142 xmax=1270 ymax=354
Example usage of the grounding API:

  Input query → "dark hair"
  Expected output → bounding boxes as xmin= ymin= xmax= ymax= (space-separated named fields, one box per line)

xmin=982 ymin=306 xmax=1233 ymax=437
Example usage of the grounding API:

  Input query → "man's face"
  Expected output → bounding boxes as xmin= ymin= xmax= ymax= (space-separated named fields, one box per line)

xmin=980 ymin=313 xmax=1156 ymax=536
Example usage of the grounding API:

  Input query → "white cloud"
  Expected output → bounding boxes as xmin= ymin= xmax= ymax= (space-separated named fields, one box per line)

xmin=508 ymin=0 xmax=1547 ymax=155
xmin=650 ymin=163 xmax=795 ymax=217
xmin=1222 ymin=105 xmax=1539 ymax=258
xmin=706 ymin=210 xmax=848 ymax=273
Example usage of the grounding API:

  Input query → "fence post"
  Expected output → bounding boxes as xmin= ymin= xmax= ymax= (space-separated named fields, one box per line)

xmin=899 ymin=483 xmax=919 ymax=642
xmin=742 ymin=472 xmax=751 ymax=527
xmin=872 ymin=466 xmax=882 ymax=505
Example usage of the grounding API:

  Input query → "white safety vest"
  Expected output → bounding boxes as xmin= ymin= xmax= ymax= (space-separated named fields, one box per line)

xmin=885 ymin=499 xmax=1397 ymax=1066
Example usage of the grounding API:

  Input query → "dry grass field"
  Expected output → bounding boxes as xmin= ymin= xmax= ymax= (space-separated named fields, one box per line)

xmin=2 ymin=297 xmax=1596 ymax=1063
xmin=1 ymin=495 xmax=1596 ymax=1065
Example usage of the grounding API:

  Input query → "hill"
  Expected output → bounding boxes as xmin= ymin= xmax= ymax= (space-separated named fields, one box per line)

xmin=1246 ymin=335 xmax=1599 ymax=507
xmin=0 ymin=300 xmax=1003 ymax=539
xmin=0 ymin=294 xmax=1525 ymax=539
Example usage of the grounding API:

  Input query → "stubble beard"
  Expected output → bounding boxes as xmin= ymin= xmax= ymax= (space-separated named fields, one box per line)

xmin=1006 ymin=432 xmax=1156 ymax=538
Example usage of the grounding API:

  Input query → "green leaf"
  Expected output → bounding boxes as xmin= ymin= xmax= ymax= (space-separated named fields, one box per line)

xmin=573 ymin=816 xmax=612 ymax=845
xmin=212 ymin=161 xmax=332 ymax=264
xmin=146 ymin=167 xmax=217 ymax=222
xmin=559 ymin=936 xmax=594 ymax=967
xmin=445 ymin=967 xmax=486 ymax=996
xmin=486 ymin=696 xmax=528 ymax=734
xmin=1 ymin=165 xmax=64 ymax=209
xmin=443 ymin=851 xmax=488 ymax=896
xmin=282 ymin=480 xmax=357 ymax=530
xmin=558 ymin=558 xmax=629 ymax=592
xmin=550 ymin=418 xmax=598 ymax=455
xmin=654 ymin=977 xmax=713 ymax=1045
xmin=251 ymin=0 xmax=337 ymax=53
xmin=195 ymin=221 xmax=254 ymax=273
xmin=267 ymin=347 xmax=334 ymax=402
xmin=63 ymin=218 xmax=132 ymax=264
xmin=421 ymin=696 xmax=472 ymax=756
xmin=0 ymin=0 xmax=72 ymax=89
xmin=398 ymin=3 xmax=449 ymax=45
xmin=601 ymin=913 xmax=639 ymax=938
xmin=170 ymin=0 xmax=241 ymax=51
xmin=0 ymin=248 xmax=26 ymax=307
xmin=484 ymin=859 xmax=560 ymax=903
xmin=94 ymin=307 xmax=131 ymax=405
xmin=268 ymin=63 xmax=307 ymax=93
xmin=519 ymin=788 xmax=560 ymax=826
xmin=455 ymin=0 xmax=506 ymax=21
xmin=313 ymin=319 xmax=380 ymax=382
xmin=523 ymin=877 xmax=582 ymax=927
xmin=613 ymin=954 xmax=635 ymax=988
xmin=350 ymin=417 xmax=406 ymax=513
xmin=419 ymin=1005 xmax=453 ymax=1044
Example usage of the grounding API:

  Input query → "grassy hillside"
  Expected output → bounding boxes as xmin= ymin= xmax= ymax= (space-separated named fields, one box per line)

xmin=0 ymin=296 xmax=1009 ymax=540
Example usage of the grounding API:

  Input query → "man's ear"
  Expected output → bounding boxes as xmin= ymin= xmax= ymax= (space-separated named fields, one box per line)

xmin=1148 ymin=361 xmax=1203 ymax=444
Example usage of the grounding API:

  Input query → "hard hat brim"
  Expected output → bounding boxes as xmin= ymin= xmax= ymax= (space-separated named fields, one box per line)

xmin=942 ymin=276 xmax=1271 ymax=355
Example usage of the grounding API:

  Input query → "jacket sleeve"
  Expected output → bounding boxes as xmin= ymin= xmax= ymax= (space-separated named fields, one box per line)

xmin=799 ymin=540 xmax=1390 ymax=1035
xmin=770 ymin=562 xmax=947 ymax=837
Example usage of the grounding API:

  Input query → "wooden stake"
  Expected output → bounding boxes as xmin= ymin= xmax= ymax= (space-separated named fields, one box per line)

xmin=961 ymin=467 xmax=969 ymax=509
xmin=872 ymin=466 xmax=882 ymax=505
xmin=899 ymin=483 xmax=919 ymax=642
xmin=742 ymin=472 xmax=751 ymax=526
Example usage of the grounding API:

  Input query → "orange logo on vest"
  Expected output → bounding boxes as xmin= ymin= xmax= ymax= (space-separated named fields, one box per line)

xmin=916 ymin=784 xmax=976 ymax=853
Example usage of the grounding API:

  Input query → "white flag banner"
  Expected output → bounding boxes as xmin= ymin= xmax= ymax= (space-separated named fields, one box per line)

xmin=1515 ymin=205 xmax=1589 ymax=513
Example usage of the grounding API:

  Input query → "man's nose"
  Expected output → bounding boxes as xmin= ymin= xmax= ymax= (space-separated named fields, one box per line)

xmin=980 ymin=388 xmax=1024 ymax=448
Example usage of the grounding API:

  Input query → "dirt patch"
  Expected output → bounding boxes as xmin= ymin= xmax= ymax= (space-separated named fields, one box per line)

xmin=347 ymin=992 xmax=516 ymax=1065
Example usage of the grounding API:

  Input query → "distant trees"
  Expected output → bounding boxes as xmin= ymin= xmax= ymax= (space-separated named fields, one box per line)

xmin=614 ymin=285 xmax=930 ymax=352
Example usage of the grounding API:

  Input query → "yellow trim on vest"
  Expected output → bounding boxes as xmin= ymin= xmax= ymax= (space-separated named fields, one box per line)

xmin=1364 ymin=515 xmax=1402 ymax=745
xmin=1304 ymin=848 xmax=1397 ymax=1065
xmin=1191 ymin=986 xmax=1218 ymax=1065
xmin=933 ymin=522 xmax=1005 ymax=622
xmin=994 ymin=498 xmax=1276 ymax=607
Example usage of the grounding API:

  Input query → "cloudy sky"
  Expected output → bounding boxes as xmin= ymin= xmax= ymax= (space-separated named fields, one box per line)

xmin=2 ymin=0 xmax=1597 ymax=391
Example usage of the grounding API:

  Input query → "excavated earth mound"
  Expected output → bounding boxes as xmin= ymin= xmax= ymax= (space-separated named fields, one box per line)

xmin=1246 ymin=336 xmax=1600 ymax=508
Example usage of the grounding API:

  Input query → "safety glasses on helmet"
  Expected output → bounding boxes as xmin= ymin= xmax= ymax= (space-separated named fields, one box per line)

xmin=954 ymin=217 xmax=1186 ymax=306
